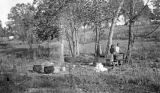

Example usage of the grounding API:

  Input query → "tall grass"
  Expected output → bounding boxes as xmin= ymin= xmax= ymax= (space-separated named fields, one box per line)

xmin=0 ymin=50 xmax=160 ymax=93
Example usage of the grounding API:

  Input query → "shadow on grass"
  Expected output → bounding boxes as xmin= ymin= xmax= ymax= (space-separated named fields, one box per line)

xmin=0 ymin=72 xmax=31 ymax=93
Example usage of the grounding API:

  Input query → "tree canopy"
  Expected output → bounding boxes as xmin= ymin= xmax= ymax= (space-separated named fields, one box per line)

xmin=7 ymin=3 xmax=35 ymax=41
xmin=151 ymin=0 xmax=160 ymax=20
xmin=6 ymin=0 xmax=152 ymax=42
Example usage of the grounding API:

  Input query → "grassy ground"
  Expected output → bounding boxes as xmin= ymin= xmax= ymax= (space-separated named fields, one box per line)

xmin=0 ymin=39 xmax=160 ymax=93
xmin=0 ymin=24 xmax=160 ymax=93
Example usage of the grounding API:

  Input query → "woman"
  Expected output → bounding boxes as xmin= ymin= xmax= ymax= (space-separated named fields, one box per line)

xmin=110 ymin=44 xmax=115 ymax=62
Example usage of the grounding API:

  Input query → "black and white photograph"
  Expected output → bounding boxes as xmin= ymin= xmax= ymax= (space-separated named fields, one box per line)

xmin=0 ymin=0 xmax=160 ymax=93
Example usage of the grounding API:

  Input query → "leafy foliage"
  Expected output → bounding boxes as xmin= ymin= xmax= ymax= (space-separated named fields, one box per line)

xmin=7 ymin=3 xmax=35 ymax=41
xmin=152 ymin=0 xmax=160 ymax=20
xmin=122 ymin=0 xmax=144 ymax=19
xmin=35 ymin=25 xmax=60 ymax=41
xmin=0 ymin=21 xmax=5 ymax=37
xmin=33 ymin=0 xmax=71 ymax=41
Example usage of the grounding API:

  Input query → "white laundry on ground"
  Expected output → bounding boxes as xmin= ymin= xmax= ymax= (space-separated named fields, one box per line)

xmin=9 ymin=36 xmax=14 ymax=40
xmin=95 ymin=63 xmax=108 ymax=72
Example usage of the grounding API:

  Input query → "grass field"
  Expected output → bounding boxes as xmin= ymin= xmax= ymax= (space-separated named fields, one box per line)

xmin=0 ymin=25 xmax=160 ymax=93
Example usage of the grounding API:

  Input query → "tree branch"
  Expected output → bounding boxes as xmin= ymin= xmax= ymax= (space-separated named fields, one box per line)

xmin=124 ymin=0 xmax=150 ymax=25
xmin=136 ymin=24 xmax=160 ymax=38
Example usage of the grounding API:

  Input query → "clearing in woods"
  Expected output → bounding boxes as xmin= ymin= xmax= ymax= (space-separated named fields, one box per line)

xmin=0 ymin=38 xmax=160 ymax=93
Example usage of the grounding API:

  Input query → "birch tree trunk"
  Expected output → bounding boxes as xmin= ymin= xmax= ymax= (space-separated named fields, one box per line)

xmin=94 ymin=23 xmax=100 ymax=66
xmin=65 ymin=29 xmax=74 ymax=57
xmin=75 ymin=28 xmax=80 ymax=56
xmin=69 ymin=21 xmax=80 ymax=57
xmin=60 ymin=39 xmax=64 ymax=63
xmin=105 ymin=0 xmax=125 ymax=62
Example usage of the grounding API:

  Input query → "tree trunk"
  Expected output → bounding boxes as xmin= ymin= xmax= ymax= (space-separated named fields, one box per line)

xmin=73 ymin=22 xmax=80 ymax=57
xmin=65 ymin=29 xmax=74 ymax=57
xmin=27 ymin=30 xmax=33 ymax=60
xmin=60 ymin=39 xmax=64 ymax=63
xmin=69 ymin=22 xmax=76 ymax=57
xmin=126 ymin=0 xmax=134 ymax=63
xmin=47 ymin=37 xmax=50 ymax=59
xmin=126 ymin=21 xmax=133 ymax=63
xmin=105 ymin=0 xmax=125 ymax=61
xmin=94 ymin=24 xmax=100 ymax=66
xmin=73 ymin=25 xmax=80 ymax=56
xmin=69 ymin=21 xmax=80 ymax=57
xmin=72 ymin=31 xmax=76 ymax=57
xmin=75 ymin=28 xmax=80 ymax=56
xmin=105 ymin=19 xmax=114 ymax=58
xmin=57 ymin=30 xmax=65 ymax=65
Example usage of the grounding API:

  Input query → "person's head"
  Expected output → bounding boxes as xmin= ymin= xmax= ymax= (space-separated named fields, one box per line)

xmin=117 ymin=43 xmax=119 ymax=46
xmin=111 ymin=44 xmax=114 ymax=48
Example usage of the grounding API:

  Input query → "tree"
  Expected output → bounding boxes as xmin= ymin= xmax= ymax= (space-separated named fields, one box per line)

xmin=8 ymin=3 xmax=36 ymax=42
xmin=33 ymin=0 xmax=62 ymax=41
xmin=122 ymin=0 xmax=150 ymax=63
xmin=105 ymin=0 xmax=125 ymax=61
xmin=8 ymin=3 xmax=38 ymax=60
xmin=141 ymin=4 xmax=152 ymax=19
xmin=152 ymin=0 xmax=160 ymax=20
xmin=0 ymin=21 xmax=5 ymax=37
xmin=104 ymin=0 xmax=149 ymax=63
xmin=76 ymin=0 xmax=112 ymax=65
xmin=34 ymin=0 xmax=76 ymax=63
xmin=59 ymin=0 xmax=85 ymax=57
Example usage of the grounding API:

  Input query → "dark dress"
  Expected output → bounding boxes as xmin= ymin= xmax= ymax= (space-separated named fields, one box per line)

xmin=110 ymin=47 xmax=115 ymax=54
xmin=110 ymin=47 xmax=117 ymax=62
xmin=110 ymin=47 xmax=115 ymax=62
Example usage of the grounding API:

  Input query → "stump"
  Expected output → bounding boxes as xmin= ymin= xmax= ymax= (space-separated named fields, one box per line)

xmin=44 ymin=66 xmax=54 ymax=74
xmin=33 ymin=65 xmax=42 ymax=73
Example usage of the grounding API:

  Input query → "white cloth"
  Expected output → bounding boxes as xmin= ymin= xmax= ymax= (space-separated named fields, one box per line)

xmin=9 ymin=36 xmax=14 ymax=40
xmin=95 ymin=63 xmax=108 ymax=72
xmin=115 ymin=46 xmax=120 ymax=53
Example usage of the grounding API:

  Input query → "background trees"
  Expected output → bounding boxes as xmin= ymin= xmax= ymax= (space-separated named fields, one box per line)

xmin=8 ymin=3 xmax=36 ymax=42
xmin=33 ymin=0 xmax=66 ymax=41
xmin=152 ymin=0 xmax=160 ymax=20
xmin=4 ymin=0 xmax=155 ymax=64
xmin=0 ymin=21 xmax=5 ymax=37
xmin=105 ymin=0 xmax=125 ymax=59
xmin=122 ymin=0 xmax=150 ymax=63
xmin=59 ymin=0 xmax=85 ymax=57
xmin=1 ymin=1 xmax=160 ymax=93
